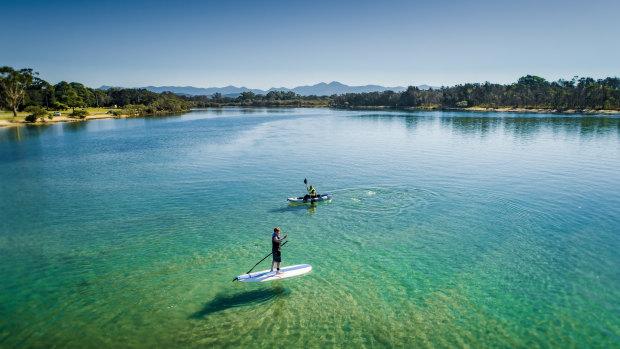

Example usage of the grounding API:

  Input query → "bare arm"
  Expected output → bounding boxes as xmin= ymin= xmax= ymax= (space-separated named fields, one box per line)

xmin=274 ymin=234 xmax=288 ymax=242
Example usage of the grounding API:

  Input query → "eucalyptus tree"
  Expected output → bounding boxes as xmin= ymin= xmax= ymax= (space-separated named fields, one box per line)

xmin=0 ymin=66 xmax=41 ymax=116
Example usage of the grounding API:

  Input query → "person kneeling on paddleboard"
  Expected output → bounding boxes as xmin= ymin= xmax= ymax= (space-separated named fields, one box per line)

xmin=271 ymin=227 xmax=288 ymax=274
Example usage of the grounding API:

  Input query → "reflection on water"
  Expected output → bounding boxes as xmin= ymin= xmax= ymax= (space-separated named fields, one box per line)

xmin=2 ymin=110 xmax=618 ymax=145
xmin=0 ymin=124 xmax=53 ymax=143
xmin=442 ymin=116 xmax=501 ymax=138
xmin=64 ymin=120 xmax=88 ymax=133
xmin=443 ymin=114 xmax=620 ymax=139
xmin=193 ymin=107 xmax=294 ymax=115
xmin=350 ymin=111 xmax=620 ymax=140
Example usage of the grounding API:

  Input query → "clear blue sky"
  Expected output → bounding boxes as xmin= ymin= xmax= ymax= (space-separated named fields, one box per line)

xmin=2 ymin=0 xmax=618 ymax=89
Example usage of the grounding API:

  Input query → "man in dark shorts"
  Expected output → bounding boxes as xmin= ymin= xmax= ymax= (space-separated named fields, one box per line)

xmin=271 ymin=227 xmax=288 ymax=274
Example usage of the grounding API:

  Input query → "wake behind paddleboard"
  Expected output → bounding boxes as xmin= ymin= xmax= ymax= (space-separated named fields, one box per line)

xmin=235 ymin=264 xmax=312 ymax=282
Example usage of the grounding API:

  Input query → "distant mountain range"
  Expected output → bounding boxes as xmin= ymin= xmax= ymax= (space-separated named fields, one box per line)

xmin=99 ymin=81 xmax=437 ymax=97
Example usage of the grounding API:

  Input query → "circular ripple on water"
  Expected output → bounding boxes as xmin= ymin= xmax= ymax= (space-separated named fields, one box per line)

xmin=331 ymin=186 xmax=440 ymax=216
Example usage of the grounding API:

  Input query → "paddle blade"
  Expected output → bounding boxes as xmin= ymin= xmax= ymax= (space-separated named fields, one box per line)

xmin=304 ymin=178 xmax=307 ymax=185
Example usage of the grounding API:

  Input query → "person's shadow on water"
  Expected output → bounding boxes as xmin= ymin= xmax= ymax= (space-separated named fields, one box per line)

xmin=189 ymin=286 xmax=289 ymax=319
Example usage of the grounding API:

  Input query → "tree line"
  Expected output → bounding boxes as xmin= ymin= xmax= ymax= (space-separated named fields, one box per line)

xmin=2 ymin=66 xmax=618 ymax=118
xmin=190 ymin=91 xmax=330 ymax=107
xmin=187 ymin=75 xmax=619 ymax=111
xmin=333 ymin=75 xmax=620 ymax=110
xmin=0 ymin=66 xmax=193 ymax=117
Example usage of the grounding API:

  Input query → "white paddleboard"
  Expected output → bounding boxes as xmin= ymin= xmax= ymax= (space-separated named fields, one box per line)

xmin=236 ymin=264 xmax=312 ymax=282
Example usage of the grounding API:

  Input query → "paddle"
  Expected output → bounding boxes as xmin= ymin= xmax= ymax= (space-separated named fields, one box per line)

xmin=233 ymin=240 xmax=289 ymax=281
xmin=304 ymin=178 xmax=321 ymax=201
xmin=304 ymin=178 xmax=316 ymax=198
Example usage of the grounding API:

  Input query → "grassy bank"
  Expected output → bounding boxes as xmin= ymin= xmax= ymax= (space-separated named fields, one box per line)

xmin=0 ymin=107 xmax=117 ymax=121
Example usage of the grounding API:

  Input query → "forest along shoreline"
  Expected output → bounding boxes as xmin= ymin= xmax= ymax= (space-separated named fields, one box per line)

xmin=339 ymin=106 xmax=620 ymax=115
xmin=2 ymin=65 xmax=619 ymax=128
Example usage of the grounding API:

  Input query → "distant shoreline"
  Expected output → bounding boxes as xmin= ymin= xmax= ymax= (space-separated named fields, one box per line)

xmin=340 ymin=106 xmax=620 ymax=116
xmin=463 ymin=107 xmax=619 ymax=115
xmin=2 ymin=106 xmax=619 ymax=128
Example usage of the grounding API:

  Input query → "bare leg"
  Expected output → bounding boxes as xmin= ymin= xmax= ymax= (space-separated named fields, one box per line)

xmin=271 ymin=260 xmax=275 ymax=272
xmin=276 ymin=262 xmax=282 ymax=274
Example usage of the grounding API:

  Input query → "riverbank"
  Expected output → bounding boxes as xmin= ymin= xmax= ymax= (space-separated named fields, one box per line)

xmin=0 ymin=109 xmax=188 ymax=128
xmin=2 ymin=105 xmax=619 ymax=129
xmin=0 ymin=108 xmax=123 ymax=128
xmin=464 ymin=106 xmax=620 ymax=115
xmin=0 ymin=114 xmax=115 ymax=128
xmin=341 ymin=105 xmax=620 ymax=115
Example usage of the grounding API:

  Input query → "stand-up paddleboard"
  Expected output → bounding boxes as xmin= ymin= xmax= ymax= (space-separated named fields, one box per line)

xmin=236 ymin=264 xmax=312 ymax=282
xmin=287 ymin=194 xmax=333 ymax=203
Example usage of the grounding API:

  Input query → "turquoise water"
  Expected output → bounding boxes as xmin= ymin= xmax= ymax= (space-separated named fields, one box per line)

xmin=1 ymin=108 xmax=619 ymax=347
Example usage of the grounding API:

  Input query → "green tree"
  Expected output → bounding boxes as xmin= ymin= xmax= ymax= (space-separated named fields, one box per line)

xmin=93 ymin=89 xmax=109 ymax=108
xmin=62 ymin=89 xmax=84 ymax=112
xmin=0 ymin=66 xmax=41 ymax=116
xmin=25 ymin=79 xmax=54 ymax=109
xmin=54 ymin=81 xmax=73 ymax=101
xmin=70 ymin=82 xmax=95 ymax=106
xmin=39 ymin=81 xmax=55 ymax=109
xmin=52 ymin=101 xmax=68 ymax=110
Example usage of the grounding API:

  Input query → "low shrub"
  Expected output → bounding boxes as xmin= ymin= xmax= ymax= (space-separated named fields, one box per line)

xmin=24 ymin=105 xmax=47 ymax=122
xmin=70 ymin=109 xmax=89 ymax=119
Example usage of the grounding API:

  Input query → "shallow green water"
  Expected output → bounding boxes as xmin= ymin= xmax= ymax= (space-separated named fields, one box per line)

xmin=1 ymin=108 xmax=619 ymax=348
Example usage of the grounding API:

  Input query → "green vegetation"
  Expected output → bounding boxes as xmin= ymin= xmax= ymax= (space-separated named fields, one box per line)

xmin=24 ymin=105 xmax=48 ymax=122
xmin=0 ymin=67 xmax=42 ymax=116
xmin=332 ymin=75 xmax=620 ymax=110
xmin=0 ymin=66 xmax=193 ymax=119
xmin=1 ymin=66 xmax=618 ymax=121
xmin=188 ymin=75 xmax=619 ymax=111
xmin=70 ymin=109 xmax=89 ymax=119
xmin=190 ymin=91 xmax=331 ymax=108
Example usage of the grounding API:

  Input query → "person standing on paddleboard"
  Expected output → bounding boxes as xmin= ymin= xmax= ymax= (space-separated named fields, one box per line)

xmin=271 ymin=227 xmax=288 ymax=274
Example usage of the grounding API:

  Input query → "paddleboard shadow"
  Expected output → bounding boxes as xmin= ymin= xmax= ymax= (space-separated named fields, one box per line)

xmin=189 ymin=287 xmax=287 ymax=318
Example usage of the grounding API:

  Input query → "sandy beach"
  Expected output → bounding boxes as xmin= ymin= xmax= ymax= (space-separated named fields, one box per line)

xmin=0 ymin=112 xmax=124 ymax=128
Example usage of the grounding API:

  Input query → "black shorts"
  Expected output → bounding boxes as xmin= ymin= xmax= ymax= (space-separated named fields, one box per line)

xmin=272 ymin=250 xmax=281 ymax=263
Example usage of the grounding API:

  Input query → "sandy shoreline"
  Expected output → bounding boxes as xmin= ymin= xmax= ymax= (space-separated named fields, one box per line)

xmin=339 ymin=105 xmax=620 ymax=115
xmin=0 ymin=113 xmax=124 ymax=128
xmin=464 ymin=107 xmax=620 ymax=115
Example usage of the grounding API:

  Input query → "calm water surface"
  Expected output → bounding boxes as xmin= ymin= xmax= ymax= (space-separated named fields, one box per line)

xmin=1 ymin=108 xmax=619 ymax=347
